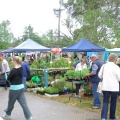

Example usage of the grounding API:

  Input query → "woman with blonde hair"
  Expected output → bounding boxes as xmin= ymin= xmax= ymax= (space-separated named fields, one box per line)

xmin=99 ymin=53 xmax=120 ymax=120
xmin=3 ymin=56 xmax=32 ymax=120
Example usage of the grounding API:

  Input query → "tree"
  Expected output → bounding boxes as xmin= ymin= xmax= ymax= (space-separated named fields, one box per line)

xmin=62 ymin=0 xmax=120 ymax=48
xmin=0 ymin=20 xmax=13 ymax=49
xmin=22 ymin=25 xmax=42 ymax=44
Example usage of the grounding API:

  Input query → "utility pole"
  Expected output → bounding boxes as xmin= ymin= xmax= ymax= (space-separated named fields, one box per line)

xmin=53 ymin=0 xmax=64 ymax=48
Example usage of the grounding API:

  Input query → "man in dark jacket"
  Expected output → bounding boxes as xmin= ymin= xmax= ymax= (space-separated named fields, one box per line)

xmin=85 ymin=54 xmax=102 ymax=109
xmin=22 ymin=58 xmax=31 ymax=90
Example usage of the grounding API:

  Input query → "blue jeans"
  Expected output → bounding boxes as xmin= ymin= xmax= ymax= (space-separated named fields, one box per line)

xmin=92 ymin=83 xmax=101 ymax=107
xmin=101 ymin=91 xmax=118 ymax=119
xmin=22 ymin=77 xmax=27 ymax=90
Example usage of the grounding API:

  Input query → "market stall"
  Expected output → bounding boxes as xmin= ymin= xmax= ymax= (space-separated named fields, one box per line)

xmin=62 ymin=38 xmax=105 ymax=99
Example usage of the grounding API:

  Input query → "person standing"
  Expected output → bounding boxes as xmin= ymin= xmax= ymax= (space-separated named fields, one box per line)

xmin=116 ymin=58 xmax=120 ymax=100
xmin=85 ymin=54 xmax=102 ymax=109
xmin=99 ymin=54 xmax=120 ymax=120
xmin=22 ymin=58 xmax=31 ymax=91
xmin=0 ymin=54 xmax=10 ymax=74
xmin=3 ymin=56 xmax=32 ymax=120
xmin=75 ymin=59 xmax=87 ymax=71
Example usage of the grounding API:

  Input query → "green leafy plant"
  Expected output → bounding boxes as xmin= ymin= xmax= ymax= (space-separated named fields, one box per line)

xmin=26 ymin=81 xmax=36 ymax=88
xmin=84 ymin=87 xmax=93 ymax=94
xmin=52 ymin=80 xmax=65 ymax=93
xmin=66 ymin=85 xmax=76 ymax=91
xmin=51 ymin=58 xmax=69 ymax=68
xmin=65 ymin=70 xmax=75 ymax=79
xmin=36 ymin=87 xmax=45 ymax=93
xmin=44 ymin=87 xmax=59 ymax=94
xmin=81 ymin=68 xmax=90 ymax=78
xmin=66 ymin=68 xmax=90 ymax=79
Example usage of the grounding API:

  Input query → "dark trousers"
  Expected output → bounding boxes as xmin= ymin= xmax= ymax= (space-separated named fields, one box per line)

xmin=101 ymin=91 xmax=118 ymax=119
xmin=5 ymin=89 xmax=32 ymax=119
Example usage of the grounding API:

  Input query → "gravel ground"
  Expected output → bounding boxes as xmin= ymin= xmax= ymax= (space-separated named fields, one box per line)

xmin=0 ymin=87 xmax=100 ymax=120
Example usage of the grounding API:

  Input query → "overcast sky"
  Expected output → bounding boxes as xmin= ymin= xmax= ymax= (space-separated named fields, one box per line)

xmin=0 ymin=0 xmax=67 ymax=37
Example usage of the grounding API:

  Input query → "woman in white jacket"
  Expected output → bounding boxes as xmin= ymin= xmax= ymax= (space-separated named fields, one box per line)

xmin=99 ymin=53 xmax=120 ymax=120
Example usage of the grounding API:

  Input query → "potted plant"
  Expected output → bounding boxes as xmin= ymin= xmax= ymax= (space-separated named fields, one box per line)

xmin=36 ymin=87 xmax=45 ymax=95
xmin=73 ymin=71 xmax=81 ymax=80
xmin=51 ymin=79 xmax=65 ymax=95
xmin=64 ymin=85 xmax=76 ymax=94
xmin=65 ymin=70 xmax=75 ymax=80
xmin=45 ymin=87 xmax=59 ymax=97
xmin=84 ymin=87 xmax=93 ymax=97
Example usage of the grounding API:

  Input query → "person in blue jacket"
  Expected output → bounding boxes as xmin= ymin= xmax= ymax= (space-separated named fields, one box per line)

xmin=22 ymin=58 xmax=31 ymax=91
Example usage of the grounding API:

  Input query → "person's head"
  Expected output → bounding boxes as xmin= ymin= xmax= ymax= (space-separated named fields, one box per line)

xmin=81 ymin=59 xmax=86 ymax=65
xmin=116 ymin=58 xmax=120 ymax=65
xmin=91 ymin=54 xmax=98 ymax=62
xmin=0 ymin=54 xmax=3 ymax=61
xmin=108 ymin=53 xmax=118 ymax=63
xmin=11 ymin=56 xmax=22 ymax=66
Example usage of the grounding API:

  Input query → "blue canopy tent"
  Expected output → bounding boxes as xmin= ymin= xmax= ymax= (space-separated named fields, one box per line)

xmin=87 ymin=48 xmax=108 ymax=62
xmin=62 ymin=38 xmax=105 ymax=52
xmin=2 ymin=48 xmax=14 ymax=53
xmin=13 ymin=39 xmax=51 ymax=52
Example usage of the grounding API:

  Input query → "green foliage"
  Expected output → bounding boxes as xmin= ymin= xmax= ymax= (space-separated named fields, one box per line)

xmin=65 ymin=70 xmax=75 ymax=79
xmin=66 ymin=68 xmax=89 ymax=79
xmin=66 ymin=85 xmax=76 ymax=91
xmin=52 ymin=80 xmax=65 ymax=92
xmin=36 ymin=87 xmax=45 ymax=93
xmin=0 ymin=20 xmax=14 ymax=49
xmin=62 ymin=0 xmax=120 ymax=48
xmin=30 ymin=59 xmax=50 ymax=69
xmin=84 ymin=87 xmax=93 ymax=94
xmin=44 ymin=87 xmax=59 ymax=94
xmin=26 ymin=81 xmax=36 ymax=88
xmin=51 ymin=58 xmax=69 ymax=68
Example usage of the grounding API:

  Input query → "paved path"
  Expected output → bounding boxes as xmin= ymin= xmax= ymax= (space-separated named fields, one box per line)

xmin=0 ymin=88 xmax=100 ymax=120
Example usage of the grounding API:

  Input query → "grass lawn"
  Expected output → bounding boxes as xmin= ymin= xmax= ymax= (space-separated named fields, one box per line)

xmin=35 ymin=92 xmax=120 ymax=117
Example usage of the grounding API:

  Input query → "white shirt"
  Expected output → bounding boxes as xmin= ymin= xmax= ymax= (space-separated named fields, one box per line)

xmin=98 ymin=62 xmax=120 ymax=91
xmin=75 ymin=63 xmax=87 ymax=71
xmin=2 ymin=59 xmax=10 ymax=73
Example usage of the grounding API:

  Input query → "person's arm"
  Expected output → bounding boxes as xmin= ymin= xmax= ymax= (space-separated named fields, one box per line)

xmin=85 ymin=63 xmax=98 ymax=77
xmin=116 ymin=66 xmax=120 ymax=81
xmin=98 ymin=65 xmax=104 ymax=79
xmin=7 ymin=69 xmax=15 ymax=81
xmin=26 ymin=64 xmax=31 ymax=74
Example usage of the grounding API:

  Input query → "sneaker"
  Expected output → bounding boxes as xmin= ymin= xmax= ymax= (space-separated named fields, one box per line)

xmin=26 ymin=117 xmax=33 ymax=120
xmin=92 ymin=106 xmax=100 ymax=109
xmin=109 ymin=116 xmax=118 ymax=120
xmin=2 ymin=114 xmax=11 ymax=120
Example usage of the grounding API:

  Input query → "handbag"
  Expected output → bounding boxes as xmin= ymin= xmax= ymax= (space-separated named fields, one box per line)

xmin=0 ymin=73 xmax=7 ymax=85
xmin=97 ymin=64 xmax=105 ymax=93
